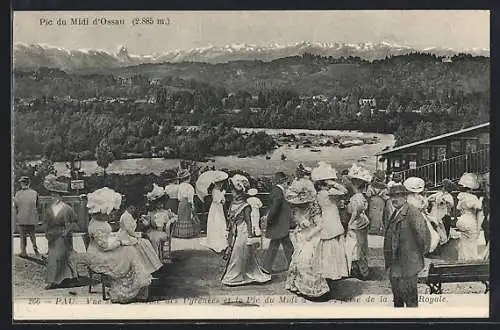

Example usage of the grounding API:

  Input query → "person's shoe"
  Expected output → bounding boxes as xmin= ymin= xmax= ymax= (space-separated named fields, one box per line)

xmin=45 ymin=283 xmax=57 ymax=290
xmin=34 ymin=250 xmax=41 ymax=257
xmin=19 ymin=252 xmax=28 ymax=258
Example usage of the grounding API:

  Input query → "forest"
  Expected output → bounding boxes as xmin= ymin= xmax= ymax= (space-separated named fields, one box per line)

xmin=13 ymin=52 xmax=489 ymax=162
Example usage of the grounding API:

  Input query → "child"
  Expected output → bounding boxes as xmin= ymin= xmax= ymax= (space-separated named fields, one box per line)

xmin=247 ymin=188 xmax=263 ymax=237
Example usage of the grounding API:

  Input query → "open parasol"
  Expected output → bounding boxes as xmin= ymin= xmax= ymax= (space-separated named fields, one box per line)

xmin=195 ymin=170 xmax=229 ymax=199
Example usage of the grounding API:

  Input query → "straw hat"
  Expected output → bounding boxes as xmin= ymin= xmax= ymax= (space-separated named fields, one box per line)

xmin=247 ymin=188 xmax=258 ymax=196
xmin=458 ymin=173 xmax=480 ymax=190
xmin=311 ymin=162 xmax=338 ymax=182
xmin=43 ymin=174 xmax=69 ymax=193
xmin=347 ymin=163 xmax=373 ymax=183
xmin=147 ymin=183 xmax=166 ymax=202
xmin=403 ymin=177 xmax=425 ymax=193
xmin=230 ymin=174 xmax=250 ymax=192
xmin=285 ymin=178 xmax=317 ymax=205
xmin=326 ymin=181 xmax=349 ymax=196
xmin=86 ymin=187 xmax=122 ymax=215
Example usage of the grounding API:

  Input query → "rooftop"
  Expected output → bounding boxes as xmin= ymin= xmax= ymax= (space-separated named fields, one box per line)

xmin=376 ymin=122 xmax=490 ymax=156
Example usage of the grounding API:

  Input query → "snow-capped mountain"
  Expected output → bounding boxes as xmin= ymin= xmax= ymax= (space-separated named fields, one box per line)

xmin=13 ymin=41 xmax=490 ymax=71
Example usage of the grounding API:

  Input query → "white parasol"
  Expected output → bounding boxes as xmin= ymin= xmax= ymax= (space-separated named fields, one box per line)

xmin=195 ymin=170 xmax=229 ymax=199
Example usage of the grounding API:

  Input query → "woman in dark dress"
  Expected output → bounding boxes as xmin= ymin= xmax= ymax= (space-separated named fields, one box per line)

xmin=43 ymin=175 xmax=80 ymax=289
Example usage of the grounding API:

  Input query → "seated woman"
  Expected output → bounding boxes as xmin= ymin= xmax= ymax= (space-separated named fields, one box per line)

xmin=284 ymin=178 xmax=330 ymax=299
xmin=142 ymin=184 xmax=178 ymax=264
xmin=85 ymin=187 xmax=157 ymax=304
xmin=117 ymin=202 xmax=163 ymax=272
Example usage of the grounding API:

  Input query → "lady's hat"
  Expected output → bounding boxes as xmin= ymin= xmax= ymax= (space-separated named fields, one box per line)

xmin=86 ymin=187 xmax=122 ymax=215
xmin=230 ymin=174 xmax=250 ymax=192
xmin=311 ymin=162 xmax=338 ymax=182
xmin=285 ymin=178 xmax=317 ymax=205
xmin=441 ymin=179 xmax=456 ymax=193
xmin=403 ymin=177 xmax=425 ymax=193
xmin=43 ymin=174 xmax=69 ymax=193
xmin=326 ymin=181 xmax=349 ymax=196
xmin=371 ymin=170 xmax=387 ymax=189
xmin=177 ymin=168 xmax=191 ymax=181
xmin=458 ymin=172 xmax=480 ymax=190
xmin=387 ymin=183 xmax=410 ymax=197
xmin=247 ymin=188 xmax=258 ymax=196
xmin=296 ymin=163 xmax=312 ymax=176
xmin=347 ymin=163 xmax=373 ymax=183
xmin=147 ymin=183 xmax=166 ymax=202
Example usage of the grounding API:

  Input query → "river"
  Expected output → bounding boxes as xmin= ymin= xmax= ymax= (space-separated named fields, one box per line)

xmin=48 ymin=128 xmax=394 ymax=177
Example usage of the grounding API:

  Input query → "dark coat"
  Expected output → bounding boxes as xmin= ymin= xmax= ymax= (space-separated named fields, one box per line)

xmin=264 ymin=185 xmax=293 ymax=240
xmin=384 ymin=203 xmax=431 ymax=277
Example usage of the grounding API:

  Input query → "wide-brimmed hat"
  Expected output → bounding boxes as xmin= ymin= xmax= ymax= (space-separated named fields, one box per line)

xmin=371 ymin=170 xmax=387 ymax=189
xmin=177 ymin=169 xmax=191 ymax=181
xmin=285 ymin=178 xmax=317 ymax=204
xmin=311 ymin=162 xmax=338 ymax=182
xmin=326 ymin=181 xmax=349 ymax=196
xmin=441 ymin=179 xmax=456 ymax=192
xmin=387 ymin=183 xmax=410 ymax=197
xmin=43 ymin=174 xmax=69 ymax=193
xmin=458 ymin=173 xmax=480 ymax=190
xmin=247 ymin=188 xmax=258 ymax=196
xmin=403 ymin=177 xmax=425 ymax=193
xmin=147 ymin=183 xmax=166 ymax=201
xmin=87 ymin=187 xmax=122 ymax=215
xmin=347 ymin=163 xmax=373 ymax=183
xmin=230 ymin=174 xmax=250 ymax=192
xmin=296 ymin=163 xmax=312 ymax=176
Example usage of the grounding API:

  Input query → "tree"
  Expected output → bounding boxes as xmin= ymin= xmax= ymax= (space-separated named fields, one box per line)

xmin=95 ymin=139 xmax=114 ymax=176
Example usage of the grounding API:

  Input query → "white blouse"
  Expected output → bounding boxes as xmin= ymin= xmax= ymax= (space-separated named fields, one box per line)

xmin=177 ymin=183 xmax=195 ymax=203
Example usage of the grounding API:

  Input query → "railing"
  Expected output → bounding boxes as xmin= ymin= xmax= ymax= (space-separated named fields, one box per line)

xmin=393 ymin=149 xmax=489 ymax=188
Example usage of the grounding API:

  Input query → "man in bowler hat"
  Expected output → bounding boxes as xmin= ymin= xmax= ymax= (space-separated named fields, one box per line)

xmin=384 ymin=183 xmax=431 ymax=307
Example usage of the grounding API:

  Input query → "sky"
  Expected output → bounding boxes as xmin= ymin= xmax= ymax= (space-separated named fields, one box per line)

xmin=13 ymin=10 xmax=490 ymax=55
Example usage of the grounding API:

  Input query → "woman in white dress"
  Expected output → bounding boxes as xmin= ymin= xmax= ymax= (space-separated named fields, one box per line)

xmin=427 ymin=179 xmax=455 ymax=243
xmin=310 ymin=162 xmax=350 ymax=282
xmin=454 ymin=173 xmax=484 ymax=261
xmin=203 ymin=180 xmax=229 ymax=253
xmin=221 ymin=174 xmax=271 ymax=286
xmin=246 ymin=188 xmax=263 ymax=237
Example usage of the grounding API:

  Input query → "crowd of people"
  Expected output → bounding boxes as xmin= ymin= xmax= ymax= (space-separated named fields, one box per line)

xmin=13 ymin=162 xmax=489 ymax=306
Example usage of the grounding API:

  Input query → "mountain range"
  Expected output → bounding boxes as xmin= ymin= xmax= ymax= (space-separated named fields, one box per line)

xmin=13 ymin=41 xmax=490 ymax=72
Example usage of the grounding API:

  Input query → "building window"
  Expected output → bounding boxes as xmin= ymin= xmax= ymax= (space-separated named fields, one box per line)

xmin=437 ymin=146 xmax=447 ymax=160
xmin=409 ymin=161 xmax=417 ymax=169
xmin=450 ymin=140 xmax=461 ymax=154
xmin=465 ymin=140 xmax=477 ymax=154
xmin=421 ymin=148 xmax=430 ymax=161
xmin=393 ymin=159 xmax=400 ymax=168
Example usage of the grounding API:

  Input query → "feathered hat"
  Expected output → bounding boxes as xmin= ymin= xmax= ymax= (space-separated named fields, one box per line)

xmin=86 ymin=187 xmax=122 ymax=215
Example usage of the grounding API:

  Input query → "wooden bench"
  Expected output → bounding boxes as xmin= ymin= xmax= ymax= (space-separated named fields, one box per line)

xmin=426 ymin=261 xmax=489 ymax=294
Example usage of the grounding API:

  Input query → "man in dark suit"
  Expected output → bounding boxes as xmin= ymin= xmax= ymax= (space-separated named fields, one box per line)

xmin=261 ymin=172 xmax=294 ymax=274
xmin=384 ymin=184 xmax=431 ymax=307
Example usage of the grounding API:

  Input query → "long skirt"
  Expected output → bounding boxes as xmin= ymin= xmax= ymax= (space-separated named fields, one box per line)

xmin=368 ymin=196 xmax=386 ymax=235
xmin=134 ymin=238 xmax=163 ymax=273
xmin=172 ymin=200 xmax=200 ymax=238
xmin=146 ymin=230 xmax=169 ymax=261
xmin=286 ymin=230 xmax=330 ymax=297
xmin=165 ymin=198 xmax=179 ymax=214
xmin=201 ymin=203 xmax=228 ymax=253
xmin=46 ymin=234 xmax=78 ymax=285
xmin=457 ymin=236 xmax=480 ymax=261
xmin=350 ymin=227 xmax=370 ymax=280
xmin=315 ymin=235 xmax=349 ymax=280
xmin=221 ymin=222 xmax=271 ymax=286
xmin=86 ymin=245 xmax=152 ymax=304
